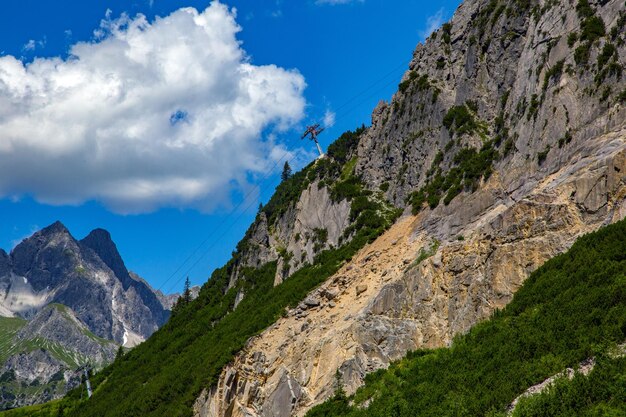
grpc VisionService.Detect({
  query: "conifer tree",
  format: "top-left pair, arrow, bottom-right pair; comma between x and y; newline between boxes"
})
281,161 -> 292,181
182,277 -> 192,304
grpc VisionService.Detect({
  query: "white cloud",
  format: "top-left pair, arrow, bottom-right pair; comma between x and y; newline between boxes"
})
22,40 -> 36,51
315,0 -> 363,5
0,2 -> 307,214
21,37 -> 46,53
420,8 -> 446,40
323,109 -> 336,128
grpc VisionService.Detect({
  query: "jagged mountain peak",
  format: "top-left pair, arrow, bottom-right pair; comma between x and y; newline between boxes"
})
40,220 -> 69,235
80,227 -> 131,285
0,223 -> 171,409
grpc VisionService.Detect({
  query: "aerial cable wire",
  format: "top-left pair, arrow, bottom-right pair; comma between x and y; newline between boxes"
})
160,58 -> 411,293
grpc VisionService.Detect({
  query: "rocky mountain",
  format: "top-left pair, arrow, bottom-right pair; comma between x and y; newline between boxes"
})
129,271 -> 200,310
2,0 -> 624,416
0,222 -> 172,409
0,304 -> 117,409
192,0 -> 626,415
1,221 -> 168,346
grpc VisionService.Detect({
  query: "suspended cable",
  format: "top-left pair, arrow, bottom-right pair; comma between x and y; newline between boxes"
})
160,59 -> 411,293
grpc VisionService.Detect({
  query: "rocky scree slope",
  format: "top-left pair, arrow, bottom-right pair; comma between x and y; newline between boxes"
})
192,0 -> 626,415
304,216 -> 626,416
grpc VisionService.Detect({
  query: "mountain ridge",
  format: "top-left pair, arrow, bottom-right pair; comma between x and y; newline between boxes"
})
0,221 -> 176,409
1,0 -> 625,415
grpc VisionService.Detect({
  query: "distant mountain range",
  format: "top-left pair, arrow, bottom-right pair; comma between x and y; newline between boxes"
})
0,221 -> 188,409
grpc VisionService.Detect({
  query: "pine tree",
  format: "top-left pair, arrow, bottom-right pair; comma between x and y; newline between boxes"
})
115,346 -> 125,361
281,161 -> 292,181
182,276 -> 192,304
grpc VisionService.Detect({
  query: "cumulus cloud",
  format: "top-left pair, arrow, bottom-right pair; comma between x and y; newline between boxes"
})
420,8 -> 446,40
0,2 -> 306,213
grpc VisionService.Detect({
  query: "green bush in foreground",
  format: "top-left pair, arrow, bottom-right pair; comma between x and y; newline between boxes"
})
306,218 -> 626,417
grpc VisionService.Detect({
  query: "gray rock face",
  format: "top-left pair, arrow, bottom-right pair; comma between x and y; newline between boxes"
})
0,304 -> 116,410
193,0 -> 626,415
80,229 -> 169,336
1,221 -> 166,345
355,0 -> 626,209
16,304 -> 117,366
0,221 -> 173,409
231,180 -> 351,289
3,350 -> 65,386
0,349 -> 82,410
263,373 -> 301,417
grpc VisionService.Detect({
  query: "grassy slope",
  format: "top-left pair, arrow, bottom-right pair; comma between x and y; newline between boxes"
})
1,304 -> 114,370
0,317 -> 27,364
0,305 -> 118,412
306,218 -> 626,417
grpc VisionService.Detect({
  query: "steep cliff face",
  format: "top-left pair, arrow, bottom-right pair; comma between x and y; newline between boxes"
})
194,0 -> 626,415
231,180 -> 352,289
357,0 -> 625,206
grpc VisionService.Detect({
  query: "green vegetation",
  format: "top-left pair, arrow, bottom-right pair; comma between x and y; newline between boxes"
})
574,42 -> 591,66
443,104 -> 478,136
398,72 -> 431,95
511,355 -> 626,416
409,140 -> 498,213
407,240 -> 440,270
557,131 -> 572,148
0,317 -> 27,364
526,93 -> 540,121
595,60 -> 623,85
326,125 -> 365,165
260,125 -> 364,228
573,1 -> 606,68
281,161 -> 292,182
575,0 -> 594,19
0,307 -> 112,369
579,15 -> 605,42
307,218 -> 626,417
537,146 -> 550,165
567,32 -> 578,47
441,23 -> 452,44
542,59 -> 564,91
597,43 -> 616,70
340,157 -> 358,182
0,307 -> 116,413
600,86 -> 612,103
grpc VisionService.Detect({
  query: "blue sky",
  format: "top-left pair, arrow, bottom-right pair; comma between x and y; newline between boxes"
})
0,0 -> 460,294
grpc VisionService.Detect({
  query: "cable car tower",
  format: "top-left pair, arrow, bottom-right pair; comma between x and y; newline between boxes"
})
302,124 -> 325,158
